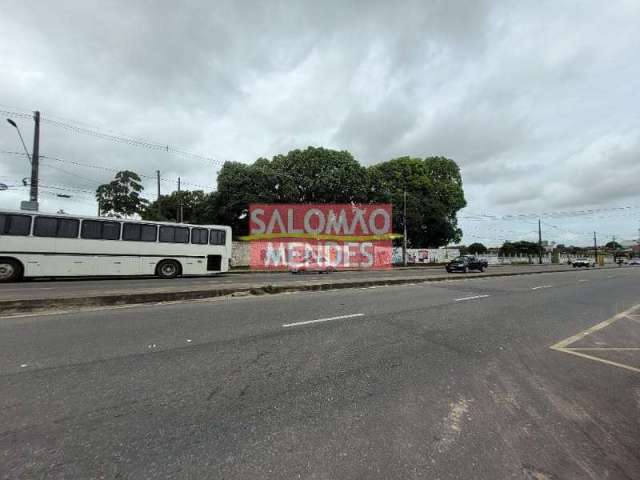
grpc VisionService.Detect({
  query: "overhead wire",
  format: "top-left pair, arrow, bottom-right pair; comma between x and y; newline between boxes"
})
40,154 -> 213,191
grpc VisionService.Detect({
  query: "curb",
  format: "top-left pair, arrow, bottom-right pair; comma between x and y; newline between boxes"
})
0,267 -> 609,316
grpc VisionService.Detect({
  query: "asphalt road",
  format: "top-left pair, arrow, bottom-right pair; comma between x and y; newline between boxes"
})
2,267 -> 640,479
0,263 -> 594,302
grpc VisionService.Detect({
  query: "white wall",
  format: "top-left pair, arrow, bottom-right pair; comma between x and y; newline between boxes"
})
232,241 -> 616,267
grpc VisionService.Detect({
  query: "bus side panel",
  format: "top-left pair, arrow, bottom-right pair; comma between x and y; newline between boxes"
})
57,238 -> 142,276
180,257 -> 207,275
19,253 -> 94,277
93,255 -> 142,276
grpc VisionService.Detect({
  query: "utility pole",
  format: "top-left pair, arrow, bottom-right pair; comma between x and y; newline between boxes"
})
402,189 -> 408,267
538,219 -> 543,264
156,170 -> 161,218
177,177 -> 183,223
593,231 -> 598,265
30,111 -> 40,206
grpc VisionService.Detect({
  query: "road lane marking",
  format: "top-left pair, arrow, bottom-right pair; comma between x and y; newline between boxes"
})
454,294 -> 490,302
550,303 -> 640,374
568,347 -> 640,351
531,285 -> 552,290
578,279 -> 589,282
283,313 -> 364,328
550,348 -> 640,374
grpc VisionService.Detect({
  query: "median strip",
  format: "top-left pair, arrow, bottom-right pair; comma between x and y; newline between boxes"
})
0,266 -> 619,316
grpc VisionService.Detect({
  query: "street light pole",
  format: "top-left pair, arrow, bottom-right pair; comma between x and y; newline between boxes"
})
6,119 -> 31,164
538,219 -> 543,264
177,177 -> 183,223
6,112 -> 40,210
402,189 -> 408,267
30,111 -> 40,204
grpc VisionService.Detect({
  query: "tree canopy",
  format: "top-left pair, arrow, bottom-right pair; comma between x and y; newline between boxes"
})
499,241 -> 541,256
96,170 -> 148,217
468,242 -> 487,254
368,156 -> 466,247
98,147 -> 468,247
216,147 -> 371,236
142,190 -> 217,224
605,241 -> 622,250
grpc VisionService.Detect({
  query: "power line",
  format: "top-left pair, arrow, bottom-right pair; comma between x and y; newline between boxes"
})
0,149 -> 28,156
41,163 -> 103,187
40,116 -> 224,166
40,154 -> 213,191
461,205 -> 640,221
0,109 -> 32,121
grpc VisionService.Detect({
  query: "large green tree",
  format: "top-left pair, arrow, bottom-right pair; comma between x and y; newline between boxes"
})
142,190 -> 217,224
468,242 -> 487,254
172,147 -> 466,244
216,147 -> 370,236
96,170 -> 148,217
499,241 -> 540,256
368,156 -> 466,247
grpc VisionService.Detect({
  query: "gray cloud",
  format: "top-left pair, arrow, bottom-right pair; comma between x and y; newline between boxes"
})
1,0 -> 639,244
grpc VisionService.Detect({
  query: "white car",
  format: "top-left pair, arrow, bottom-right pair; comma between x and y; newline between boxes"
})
289,255 -> 335,274
572,257 -> 595,268
628,258 -> 640,266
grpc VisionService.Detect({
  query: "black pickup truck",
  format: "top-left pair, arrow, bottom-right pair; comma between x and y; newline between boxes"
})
445,255 -> 488,273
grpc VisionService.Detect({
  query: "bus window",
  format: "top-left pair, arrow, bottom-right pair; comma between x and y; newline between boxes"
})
102,222 -> 121,240
58,219 -> 80,238
123,223 -> 157,242
82,220 -> 121,240
159,226 -> 189,243
210,229 -> 226,245
34,216 -> 79,238
191,228 -> 208,244
0,214 -> 32,236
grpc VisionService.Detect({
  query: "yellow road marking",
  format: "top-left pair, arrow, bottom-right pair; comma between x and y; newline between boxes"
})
550,303 -> 640,374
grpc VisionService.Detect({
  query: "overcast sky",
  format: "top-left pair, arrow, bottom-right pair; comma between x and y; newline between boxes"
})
1,0 -> 639,246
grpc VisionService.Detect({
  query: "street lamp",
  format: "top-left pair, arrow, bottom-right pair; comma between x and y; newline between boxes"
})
6,114 -> 40,211
6,118 -> 31,164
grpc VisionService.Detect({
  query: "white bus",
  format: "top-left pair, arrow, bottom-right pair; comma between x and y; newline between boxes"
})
0,210 -> 232,282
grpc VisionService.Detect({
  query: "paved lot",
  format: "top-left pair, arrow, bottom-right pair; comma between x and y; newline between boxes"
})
2,267 -> 640,479
0,264 -> 597,302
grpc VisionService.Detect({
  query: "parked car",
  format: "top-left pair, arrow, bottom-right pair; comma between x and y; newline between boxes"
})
628,258 -> 640,266
445,255 -> 488,273
289,255 -> 335,274
572,257 -> 595,268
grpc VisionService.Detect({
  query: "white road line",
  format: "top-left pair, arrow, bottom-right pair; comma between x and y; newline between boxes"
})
531,285 -> 552,290
454,294 -> 490,302
578,279 -> 589,282
283,313 -> 364,328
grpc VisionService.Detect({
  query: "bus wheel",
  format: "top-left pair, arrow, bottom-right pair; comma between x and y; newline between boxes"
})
0,258 -> 22,283
156,260 -> 181,279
